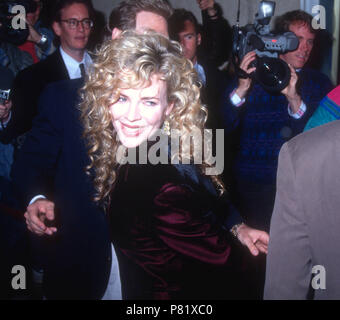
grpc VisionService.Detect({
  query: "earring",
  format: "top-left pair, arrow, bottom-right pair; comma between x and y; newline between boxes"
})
162,120 -> 171,136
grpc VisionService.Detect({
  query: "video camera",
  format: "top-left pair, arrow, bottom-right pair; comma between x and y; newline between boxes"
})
0,0 -> 39,45
0,88 -> 10,104
232,1 -> 299,92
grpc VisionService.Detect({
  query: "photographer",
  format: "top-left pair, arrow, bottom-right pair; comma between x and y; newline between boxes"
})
0,1 -> 54,73
220,10 -> 333,299
0,65 -> 15,196
17,0 -> 55,63
2,0 -> 94,142
0,14 -> 33,76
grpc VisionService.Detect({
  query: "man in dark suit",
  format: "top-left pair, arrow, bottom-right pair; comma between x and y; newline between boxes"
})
1,0 -> 94,142
264,120 -> 340,299
12,0 -> 174,300
168,5 -> 229,129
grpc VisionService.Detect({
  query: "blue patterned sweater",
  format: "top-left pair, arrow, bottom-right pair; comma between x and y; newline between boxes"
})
221,67 -> 333,185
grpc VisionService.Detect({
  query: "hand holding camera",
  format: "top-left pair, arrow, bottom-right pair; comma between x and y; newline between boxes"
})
0,0 -> 40,45
281,64 -> 302,113
236,51 -> 257,99
232,1 -> 299,92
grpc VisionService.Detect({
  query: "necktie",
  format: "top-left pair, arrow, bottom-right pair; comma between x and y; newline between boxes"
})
79,63 -> 86,79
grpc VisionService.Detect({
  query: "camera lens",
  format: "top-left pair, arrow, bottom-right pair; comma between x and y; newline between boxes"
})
255,57 -> 291,92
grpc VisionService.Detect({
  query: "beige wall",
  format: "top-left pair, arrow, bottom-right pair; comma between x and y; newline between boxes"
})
93,0 -> 301,26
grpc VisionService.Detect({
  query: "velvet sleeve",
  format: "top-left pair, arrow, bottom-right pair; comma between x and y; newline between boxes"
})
153,183 -> 231,266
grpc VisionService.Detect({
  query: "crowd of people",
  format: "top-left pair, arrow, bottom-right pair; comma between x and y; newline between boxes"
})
0,0 -> 339,300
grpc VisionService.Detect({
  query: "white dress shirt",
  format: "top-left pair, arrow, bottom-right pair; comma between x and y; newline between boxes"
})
59,46 -> 92,79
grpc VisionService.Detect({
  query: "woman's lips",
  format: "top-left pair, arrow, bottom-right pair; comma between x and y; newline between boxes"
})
120,122 -> 143,137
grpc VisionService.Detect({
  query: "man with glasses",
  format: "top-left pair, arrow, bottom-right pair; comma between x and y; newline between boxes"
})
1,0 -> 94,142
52,0 -> 93,77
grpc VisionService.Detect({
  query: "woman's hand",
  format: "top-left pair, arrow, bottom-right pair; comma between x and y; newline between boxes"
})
236,223 -> 269,256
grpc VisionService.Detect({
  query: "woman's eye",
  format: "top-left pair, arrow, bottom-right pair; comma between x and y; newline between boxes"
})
118,96 -> 127,103
144,100 -> 157,106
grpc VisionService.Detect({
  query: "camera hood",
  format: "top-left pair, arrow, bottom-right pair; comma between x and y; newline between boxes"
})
254,57 -> 291,92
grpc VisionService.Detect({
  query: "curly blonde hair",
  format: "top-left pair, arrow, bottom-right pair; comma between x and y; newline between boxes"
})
80,31 -> 224,206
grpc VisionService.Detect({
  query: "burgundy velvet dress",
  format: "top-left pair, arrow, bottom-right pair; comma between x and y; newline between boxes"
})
109,162 -> 240,300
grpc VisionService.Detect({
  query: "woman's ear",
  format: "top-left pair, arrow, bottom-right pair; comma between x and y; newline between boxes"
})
112,28 -> 122,40
165,102 -> 174,117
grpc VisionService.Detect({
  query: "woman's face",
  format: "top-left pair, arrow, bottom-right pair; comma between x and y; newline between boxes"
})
110,74 -> 173,148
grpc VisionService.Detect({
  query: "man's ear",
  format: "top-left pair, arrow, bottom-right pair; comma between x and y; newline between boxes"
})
112,28 -> 122,40
52,21 -> 61,37
197,33 -> 202,47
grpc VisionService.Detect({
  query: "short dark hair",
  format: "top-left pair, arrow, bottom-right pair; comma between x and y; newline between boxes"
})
108,0 -> 173,32
168,9 -> 200,42
274,10 -> 316,34
52,0 -> 94,23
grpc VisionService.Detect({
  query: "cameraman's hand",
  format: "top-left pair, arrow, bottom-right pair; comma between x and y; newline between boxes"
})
24,199 -> 57,236
236,51 -> 257,99
0,100 -> 11,122
281,63 -> 302,114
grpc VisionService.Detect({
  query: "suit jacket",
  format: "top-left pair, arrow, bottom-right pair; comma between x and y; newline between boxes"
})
264,120 -> 340,299
199,59 -> 228,130
110,162 -> 235,299
0,49 -> 69,143
11,79 -> 112,299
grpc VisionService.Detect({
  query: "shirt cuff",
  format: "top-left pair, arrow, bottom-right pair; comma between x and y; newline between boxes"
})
288,101 -> 306,119
29,195 -> 46,206
230,89 -> 246,107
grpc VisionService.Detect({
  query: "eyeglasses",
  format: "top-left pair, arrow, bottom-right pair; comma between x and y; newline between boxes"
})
60,18 -> 93,29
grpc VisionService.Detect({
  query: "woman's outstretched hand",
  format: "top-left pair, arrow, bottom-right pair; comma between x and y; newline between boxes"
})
236,224 -> 269,256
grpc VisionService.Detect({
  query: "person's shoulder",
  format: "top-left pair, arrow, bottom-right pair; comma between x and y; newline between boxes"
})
44,78 -> 83,94
326,85 -> 340,105
38,78 -> 84,116
301,67 -> 331,83
286,120 -> 340,160
15,51 -> 59,78
129,163 -> 181,186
